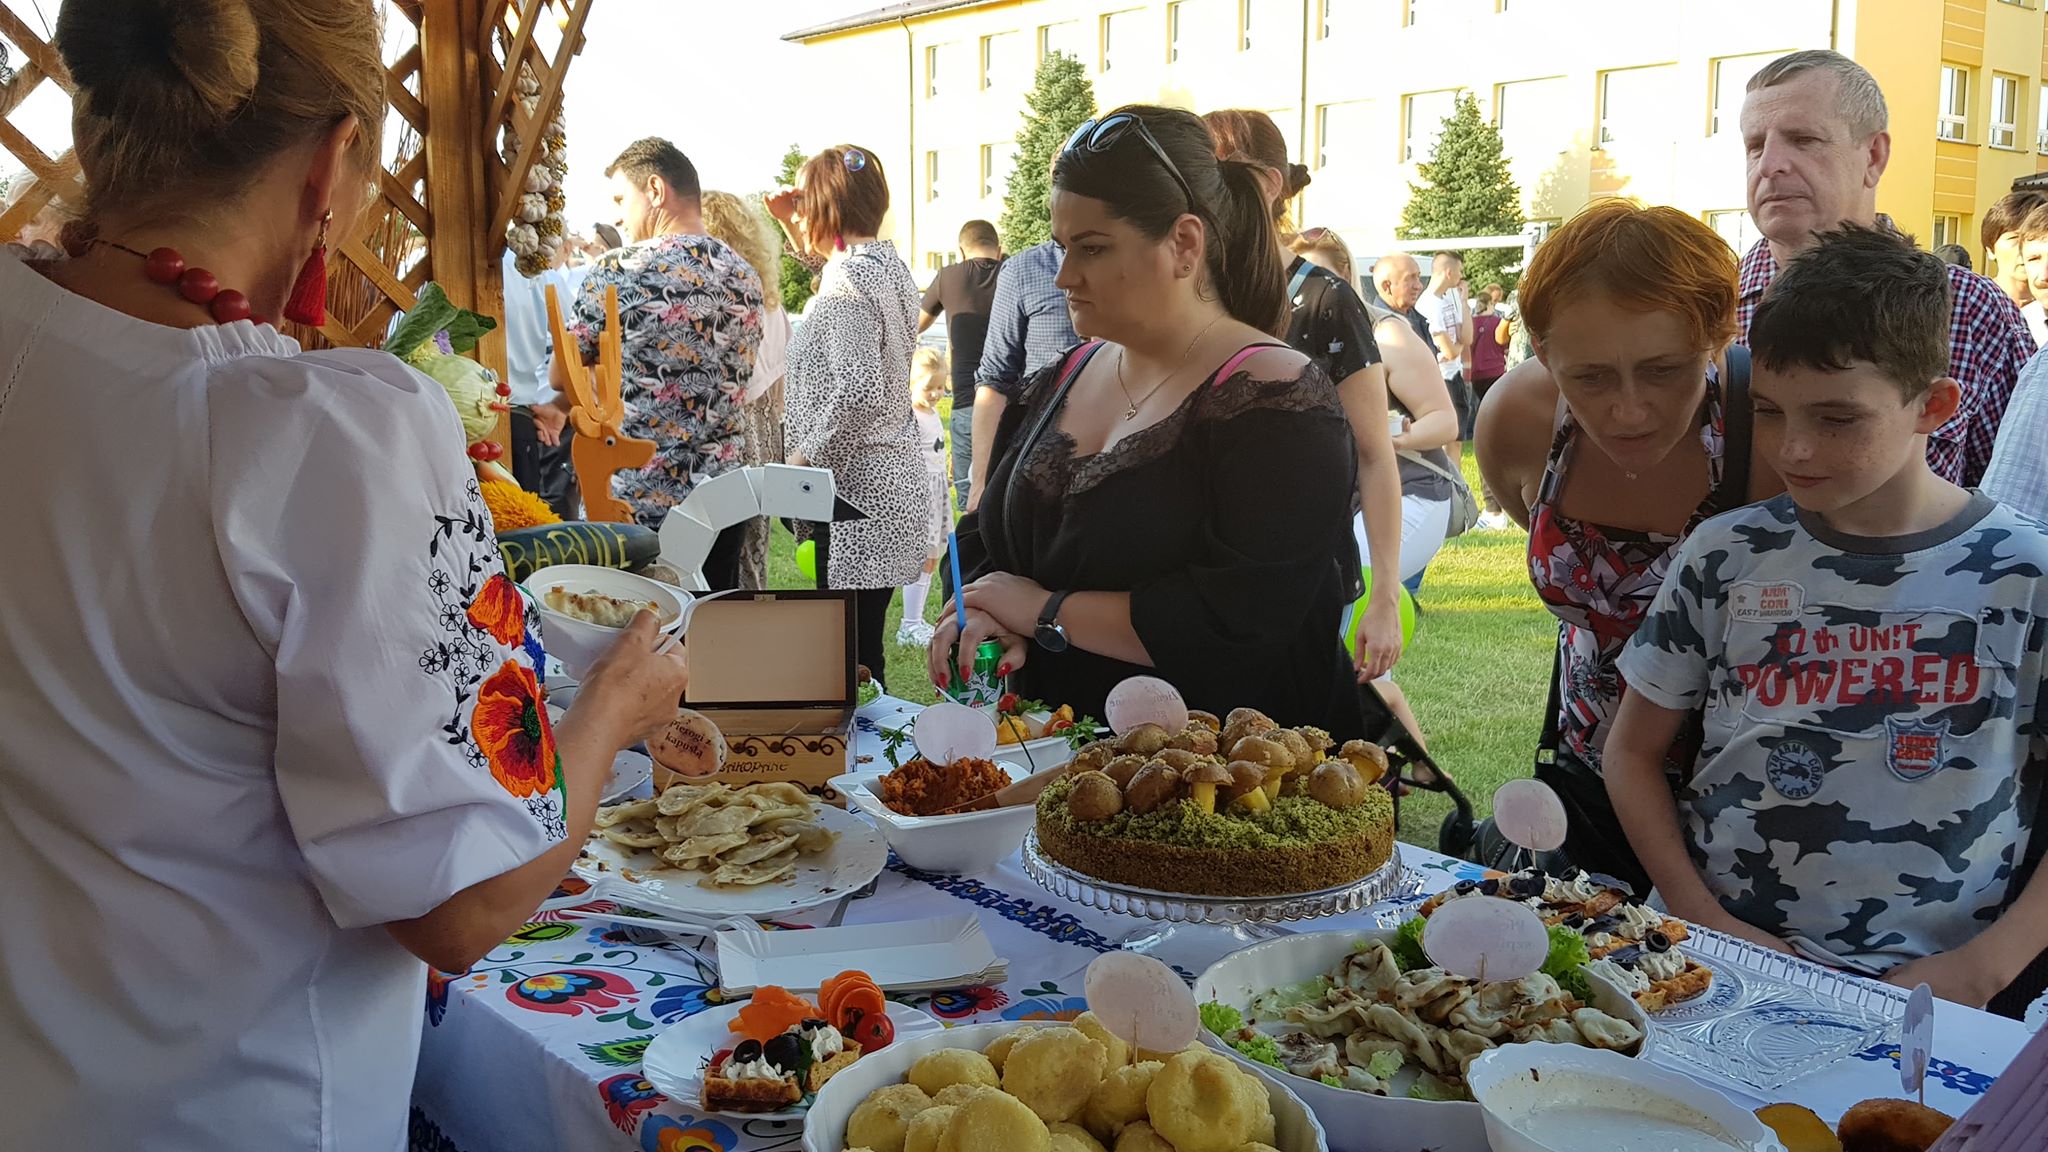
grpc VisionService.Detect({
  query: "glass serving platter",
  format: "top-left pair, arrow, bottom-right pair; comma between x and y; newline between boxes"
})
1021,832 -> 1413,926
1372,896 -> 1904,1093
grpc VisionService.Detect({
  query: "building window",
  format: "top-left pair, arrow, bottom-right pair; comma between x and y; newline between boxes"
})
1039,21 -> 1082,62
1404,89 -> 1459,162
1169,2 -> 1187,62
1495,77 -> 1569,160
1709,53 -> 1776,137
926,252 -> 947,273
1939,65 -> 1970,142
980,31 -> 1020,90
1319,0 -> 1337,39
1599,65 -> 1676,148
1992,73 -> 2020,148
926,45 -> 941,99
2039,84 -> 2048,151
926,151 -> 940,201
1932,214 -> 1964,248
1101,11 -> 1136,72
1316,100 -> 1373,170
1239,0 -> 1253,49
1405,0 -> 1435,24
981,144 -> 1013,199
1706,210 -> 1759,255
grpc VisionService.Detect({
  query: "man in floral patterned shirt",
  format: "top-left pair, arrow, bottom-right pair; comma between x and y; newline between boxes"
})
551,138 -> 763,584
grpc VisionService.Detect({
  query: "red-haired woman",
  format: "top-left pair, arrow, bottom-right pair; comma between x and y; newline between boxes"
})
1476,200 -> 1781,892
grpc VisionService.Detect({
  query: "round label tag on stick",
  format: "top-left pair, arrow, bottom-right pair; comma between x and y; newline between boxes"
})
1105,676 -> 1190,737
1422,896 -> 1551,984
1084,952 -> 1199,1055
1491,778 -> 1569,853
913,701 -> 997,765
649,709 -> 729,778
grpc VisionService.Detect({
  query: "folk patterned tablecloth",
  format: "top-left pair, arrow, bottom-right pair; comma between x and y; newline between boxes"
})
409,699 -> 2031,1152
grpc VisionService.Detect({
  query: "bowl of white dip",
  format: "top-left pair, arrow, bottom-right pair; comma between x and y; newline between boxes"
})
1467,1044 -> 1785,1152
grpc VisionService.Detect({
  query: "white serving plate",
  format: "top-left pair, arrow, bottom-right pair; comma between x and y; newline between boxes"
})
642,1000 -> 943,1121
1193,928 -> 1654,1152
523,563 -> 687,679
800,1020 -> 1331,1152
1468,1044 -> 1784,1152
715,913 -> 1002,995
827,772 -> 1035,874
573,804 -> 888,919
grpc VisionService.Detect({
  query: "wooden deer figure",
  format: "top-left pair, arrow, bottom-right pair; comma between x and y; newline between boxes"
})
544,282 -> 656,524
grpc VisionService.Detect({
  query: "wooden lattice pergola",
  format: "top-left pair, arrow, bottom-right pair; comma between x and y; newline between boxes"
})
0,0 -> 592,394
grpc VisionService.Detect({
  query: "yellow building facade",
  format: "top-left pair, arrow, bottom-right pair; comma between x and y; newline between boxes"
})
788,0 -> 2048,278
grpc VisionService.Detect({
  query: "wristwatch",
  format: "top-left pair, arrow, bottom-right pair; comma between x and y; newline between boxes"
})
1035,591 -> 1072,653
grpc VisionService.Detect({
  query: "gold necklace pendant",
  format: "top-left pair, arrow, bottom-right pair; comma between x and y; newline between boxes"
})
1123,403 -> 1139,420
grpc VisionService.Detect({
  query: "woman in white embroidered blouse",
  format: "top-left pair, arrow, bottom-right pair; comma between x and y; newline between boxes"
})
768,146 -> 930,685
0,4 -> 685,1150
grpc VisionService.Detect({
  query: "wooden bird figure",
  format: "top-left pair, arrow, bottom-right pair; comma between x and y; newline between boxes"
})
545,282 -> 656,524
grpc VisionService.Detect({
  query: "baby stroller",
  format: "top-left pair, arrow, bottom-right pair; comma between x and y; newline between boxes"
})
1354,680 -> 1478,859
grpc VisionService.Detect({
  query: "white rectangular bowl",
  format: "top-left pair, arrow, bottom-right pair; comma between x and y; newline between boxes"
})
1193,927 -> 1654,1152
827,773 -> 1035,874
800,1020 -> 1330,1152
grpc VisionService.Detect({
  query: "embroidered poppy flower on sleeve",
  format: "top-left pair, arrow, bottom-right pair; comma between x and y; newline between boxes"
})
473,659 -> 559,798
466,573 -> 528,647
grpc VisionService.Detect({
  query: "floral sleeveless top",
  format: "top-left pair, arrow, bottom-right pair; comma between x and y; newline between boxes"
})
1527,369 -> 1729,772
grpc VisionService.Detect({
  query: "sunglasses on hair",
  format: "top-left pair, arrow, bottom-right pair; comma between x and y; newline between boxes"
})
1061,113 -> 1194,210
1297,226 -> 1331,244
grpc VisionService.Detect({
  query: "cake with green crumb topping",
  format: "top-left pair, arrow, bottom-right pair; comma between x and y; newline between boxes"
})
1034,772 -> 1395,897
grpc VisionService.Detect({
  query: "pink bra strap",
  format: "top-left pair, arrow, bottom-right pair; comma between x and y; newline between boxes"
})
1211,342 -> 1279,389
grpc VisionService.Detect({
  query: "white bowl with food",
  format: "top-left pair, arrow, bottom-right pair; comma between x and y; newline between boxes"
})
1193,927 -> 1653,1152
801,1018 -> 1331,1152
828,772 -> 1036,874
522,563 -> 687,679
1467,1044 -> 1785,1152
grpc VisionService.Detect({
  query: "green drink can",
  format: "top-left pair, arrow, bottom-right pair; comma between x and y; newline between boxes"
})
946,638 -> 1007,707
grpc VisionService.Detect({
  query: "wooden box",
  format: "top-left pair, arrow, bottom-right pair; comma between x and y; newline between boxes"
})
656,590 -> 858,805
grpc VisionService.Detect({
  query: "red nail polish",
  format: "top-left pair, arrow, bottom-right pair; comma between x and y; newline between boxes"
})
997,663 -> 1011,677
938,672 -> 950,688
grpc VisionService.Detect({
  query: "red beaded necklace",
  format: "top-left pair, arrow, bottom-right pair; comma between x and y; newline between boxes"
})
95,239 -> 257,325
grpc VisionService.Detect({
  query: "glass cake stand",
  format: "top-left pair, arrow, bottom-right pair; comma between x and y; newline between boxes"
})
1021,831 -> 1414,968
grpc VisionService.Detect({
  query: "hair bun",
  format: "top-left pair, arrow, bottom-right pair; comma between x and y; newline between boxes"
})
1288,163 -> 1312,196
61,0 -> 260,125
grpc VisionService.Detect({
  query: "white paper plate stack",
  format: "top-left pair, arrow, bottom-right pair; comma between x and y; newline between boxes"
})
714,913 -> 1007,996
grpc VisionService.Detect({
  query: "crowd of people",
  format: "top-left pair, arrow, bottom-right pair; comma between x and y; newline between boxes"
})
3,0 -> 2048,1143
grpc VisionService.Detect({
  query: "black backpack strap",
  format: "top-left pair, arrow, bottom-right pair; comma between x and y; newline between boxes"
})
1000,341 -> 1104,564
1714,345 -> 1753,512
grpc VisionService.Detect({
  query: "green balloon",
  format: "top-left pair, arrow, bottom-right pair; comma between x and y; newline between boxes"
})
1339,567 -> 1418,662
795,538 -> 817,582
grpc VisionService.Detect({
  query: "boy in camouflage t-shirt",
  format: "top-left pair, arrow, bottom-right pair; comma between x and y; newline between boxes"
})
1609,227 -> 2048,1006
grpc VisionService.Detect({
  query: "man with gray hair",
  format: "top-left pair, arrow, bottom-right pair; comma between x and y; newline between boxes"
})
1735,48 -> 2033,486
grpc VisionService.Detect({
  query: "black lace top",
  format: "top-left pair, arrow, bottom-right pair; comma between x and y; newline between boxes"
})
957,343 -> 1365,737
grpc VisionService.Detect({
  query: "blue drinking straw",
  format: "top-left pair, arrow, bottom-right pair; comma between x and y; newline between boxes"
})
948,530 -> 969,642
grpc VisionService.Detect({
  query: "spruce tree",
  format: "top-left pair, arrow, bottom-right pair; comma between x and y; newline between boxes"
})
1000,52 -> 1096,252
1398,93 -> 1525,292
771,144 -> 816,314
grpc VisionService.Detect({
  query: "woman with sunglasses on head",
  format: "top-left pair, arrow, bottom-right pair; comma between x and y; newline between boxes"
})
0,2 -> 688,1147
931,106 -> 1363,736
768,146 -> 928,686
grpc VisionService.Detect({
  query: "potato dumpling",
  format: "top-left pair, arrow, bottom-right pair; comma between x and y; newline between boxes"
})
1113,1121 -> 1176,1152
1003,1025 -> 1110,1124
1070,1011 -> 1130,1070
1837,1099 -> 1954,1152
1135,1041 -> 1204,1065
934,1083 -> 1000,1108
904,1105 -> 959,1152
1083,1060 -> 1163,1143
1146,1049 -> 1271,1152
1050,1122 -> 1110,1152
1235,1145 -> 1282,1152
909,1048 -> 1001,1097
937,1087 -> 1052,1152
848,1083 -> 934,1152
984,1026 -> 1042,1072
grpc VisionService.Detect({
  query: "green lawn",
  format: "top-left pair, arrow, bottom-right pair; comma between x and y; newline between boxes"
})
763,445 -> 1555,849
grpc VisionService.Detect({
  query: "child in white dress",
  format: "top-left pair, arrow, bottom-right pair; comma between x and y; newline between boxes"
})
900,347 -> 951,646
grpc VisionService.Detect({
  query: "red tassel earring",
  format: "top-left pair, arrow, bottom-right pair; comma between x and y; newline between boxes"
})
283,210 -> 331,326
